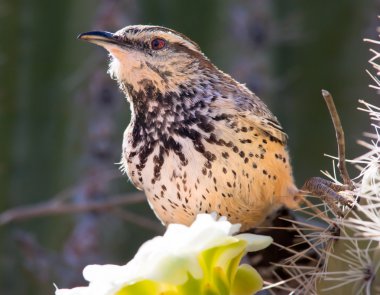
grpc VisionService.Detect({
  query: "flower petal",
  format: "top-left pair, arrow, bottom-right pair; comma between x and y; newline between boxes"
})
234,233 -> 273,252
231,264 -> 263,295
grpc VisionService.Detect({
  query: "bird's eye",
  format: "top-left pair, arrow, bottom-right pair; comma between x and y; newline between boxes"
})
151,38 -> 166,50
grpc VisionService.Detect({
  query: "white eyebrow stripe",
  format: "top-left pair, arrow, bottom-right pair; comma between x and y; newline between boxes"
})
155,32 -> 200,52
121,26 -> 200,53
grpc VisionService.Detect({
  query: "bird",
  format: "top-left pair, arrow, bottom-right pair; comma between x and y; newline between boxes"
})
78,25 -> 351,231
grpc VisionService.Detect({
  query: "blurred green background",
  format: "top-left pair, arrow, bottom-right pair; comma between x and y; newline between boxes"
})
0,0 -> 378,294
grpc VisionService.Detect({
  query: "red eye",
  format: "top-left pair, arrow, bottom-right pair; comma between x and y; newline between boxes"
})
151,38 -> 166,50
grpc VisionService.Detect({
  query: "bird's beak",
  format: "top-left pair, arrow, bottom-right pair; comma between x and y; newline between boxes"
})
78,30 -> 131,60
77,31 -> 123,47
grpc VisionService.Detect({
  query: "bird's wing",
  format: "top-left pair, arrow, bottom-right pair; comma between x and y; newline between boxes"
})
239,111 -> 288,145
209,95 -> 288,145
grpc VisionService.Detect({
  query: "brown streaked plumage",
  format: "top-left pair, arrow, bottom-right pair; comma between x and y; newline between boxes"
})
78,25 -> 300,231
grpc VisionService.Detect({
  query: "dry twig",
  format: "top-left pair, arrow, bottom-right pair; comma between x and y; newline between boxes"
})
321,89 -> 355,189
0,192 -> 146,225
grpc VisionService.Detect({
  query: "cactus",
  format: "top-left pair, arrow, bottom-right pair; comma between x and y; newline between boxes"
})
269,32 -> 380,295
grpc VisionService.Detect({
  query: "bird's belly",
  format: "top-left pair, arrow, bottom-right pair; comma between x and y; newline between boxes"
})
124,127 -> 298,231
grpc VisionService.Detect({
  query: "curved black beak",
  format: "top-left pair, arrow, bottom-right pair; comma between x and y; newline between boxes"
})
77,31 -> 122,46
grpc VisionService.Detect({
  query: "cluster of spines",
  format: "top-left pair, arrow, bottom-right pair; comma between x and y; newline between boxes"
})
265,31 -> 380,295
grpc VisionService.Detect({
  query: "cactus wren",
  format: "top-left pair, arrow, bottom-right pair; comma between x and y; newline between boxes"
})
78,25 -> 349,231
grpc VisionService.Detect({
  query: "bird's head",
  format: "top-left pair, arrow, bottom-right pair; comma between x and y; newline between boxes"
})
79,25 -> 216,98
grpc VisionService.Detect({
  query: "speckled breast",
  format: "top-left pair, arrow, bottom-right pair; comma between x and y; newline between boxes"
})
121,115 -> 297,231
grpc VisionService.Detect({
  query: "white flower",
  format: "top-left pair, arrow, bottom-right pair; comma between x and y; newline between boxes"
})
55,213 -> 272,295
